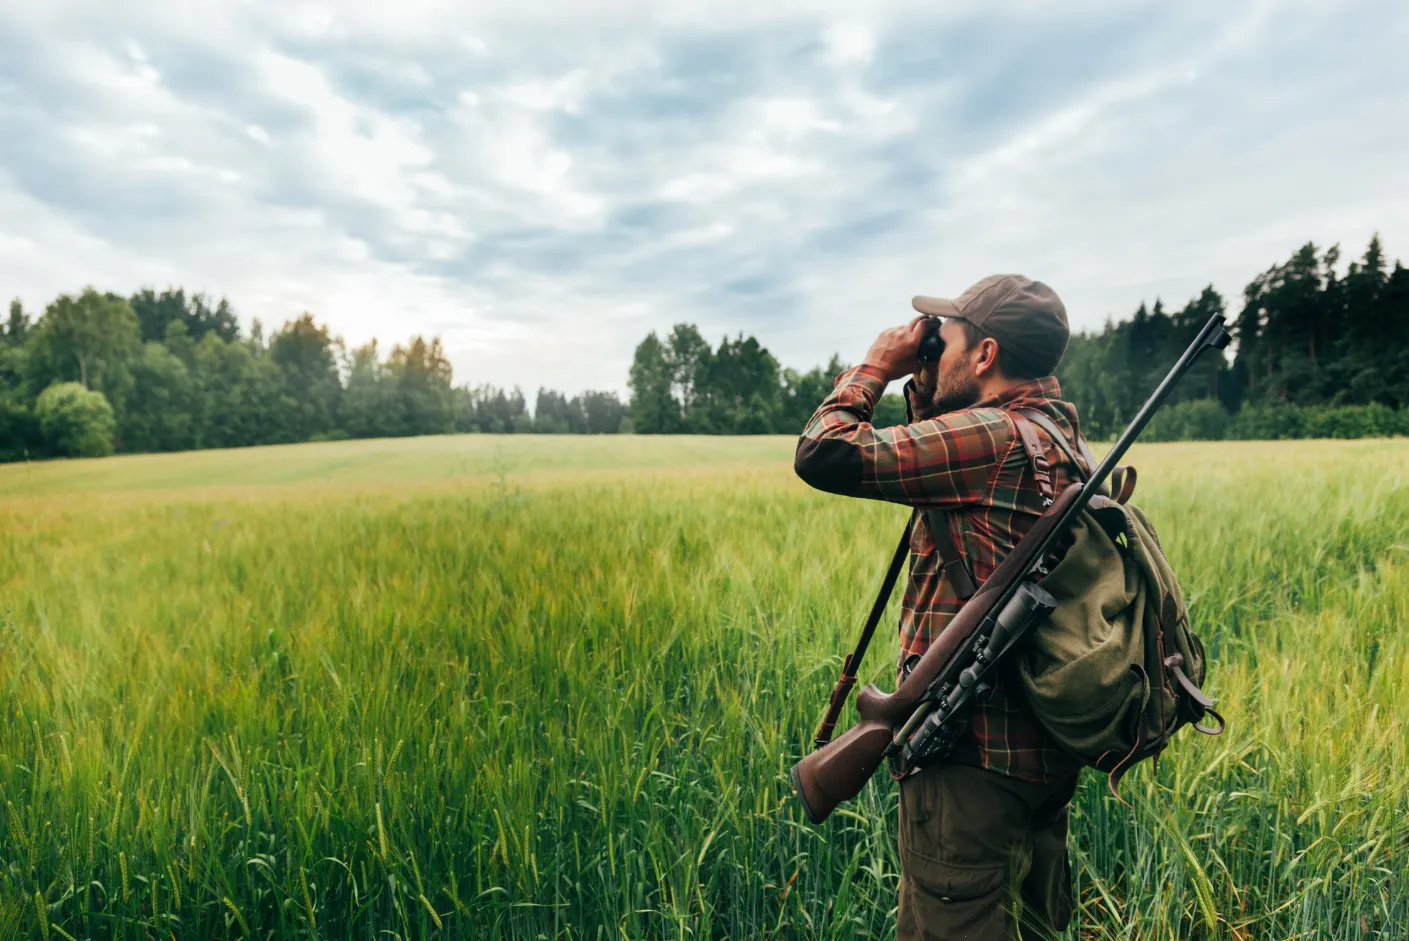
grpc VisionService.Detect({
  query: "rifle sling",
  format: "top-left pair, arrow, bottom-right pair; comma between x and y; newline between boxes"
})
1017,409 -> 1089,481
925,509 -> 979,601
1010,413 -> 1057,505
812,510 -> 917,747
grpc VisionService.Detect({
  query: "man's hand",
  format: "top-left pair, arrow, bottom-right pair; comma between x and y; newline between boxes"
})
861,316 -> 929,383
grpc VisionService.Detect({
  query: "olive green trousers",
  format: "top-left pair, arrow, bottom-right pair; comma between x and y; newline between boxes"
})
897,761 -> 1081,941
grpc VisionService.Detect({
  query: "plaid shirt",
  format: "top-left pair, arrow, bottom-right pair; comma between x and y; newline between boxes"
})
794,363 -> 1085,783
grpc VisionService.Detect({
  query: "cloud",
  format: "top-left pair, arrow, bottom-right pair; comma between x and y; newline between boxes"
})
1,0 -> 1407,398
823,22 -> 877,66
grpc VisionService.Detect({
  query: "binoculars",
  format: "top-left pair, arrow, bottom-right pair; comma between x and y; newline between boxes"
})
917,317 -> 943,366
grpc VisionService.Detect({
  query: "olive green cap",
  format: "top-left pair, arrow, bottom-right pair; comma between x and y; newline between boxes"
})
912,274 -> 1069,376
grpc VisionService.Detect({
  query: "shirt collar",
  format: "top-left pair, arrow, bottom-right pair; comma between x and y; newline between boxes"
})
974,375 -> 1063,410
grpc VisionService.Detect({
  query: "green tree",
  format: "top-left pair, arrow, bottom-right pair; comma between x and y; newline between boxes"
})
630,325 -> 788,434
24,290 -> 140,420
0,395 -> 39,460
666,324 -> 714,431
579,390 -> 625,434
1168,287 -> 1227,406
531,389 -> 624,434
388,336 -> 454,436
270,313 -> 343,441
0,337 -> 24,393
190,332 -> 288,448
532,388 -> 578,434
1372,261 -> 1409,406
1,325 -> 37,458
341,340 -> 405,439
129,288 -> 240,343
695,334 -> 781,434
35,381 -> 116,457
1334,235 -> 1398,405
5,299 -> 29,346
457,384 -> 528,433
122,342 -> 195,452
1055,327 -> 1118,437
779,355 -> 846,435
1232,240 -> 1369,407
628,332 -> 678,434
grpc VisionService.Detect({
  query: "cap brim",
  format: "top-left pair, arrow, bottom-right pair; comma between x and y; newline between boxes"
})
912,295 -> 961,318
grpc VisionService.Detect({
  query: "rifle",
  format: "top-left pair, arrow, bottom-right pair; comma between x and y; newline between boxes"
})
790,312 -> 1231,824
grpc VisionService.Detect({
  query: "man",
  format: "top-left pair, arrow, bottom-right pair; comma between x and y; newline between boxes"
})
793,274 -> 1087,940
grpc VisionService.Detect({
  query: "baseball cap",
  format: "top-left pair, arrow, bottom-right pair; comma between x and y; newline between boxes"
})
912,274 -> 1069,376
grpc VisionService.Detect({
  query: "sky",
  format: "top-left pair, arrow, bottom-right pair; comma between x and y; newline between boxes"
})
2,0 -> 1407,398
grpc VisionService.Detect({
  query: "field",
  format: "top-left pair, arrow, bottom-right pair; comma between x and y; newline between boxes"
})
0,434 -> 1406,939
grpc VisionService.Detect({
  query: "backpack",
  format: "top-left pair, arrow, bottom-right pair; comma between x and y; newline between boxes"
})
1008,411 -> 1224,796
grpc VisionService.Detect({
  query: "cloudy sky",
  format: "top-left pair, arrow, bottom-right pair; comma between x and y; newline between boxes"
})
2,0 -> 1406,397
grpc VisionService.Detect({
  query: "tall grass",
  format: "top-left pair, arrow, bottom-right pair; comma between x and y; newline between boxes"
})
0,437 -> 1405,938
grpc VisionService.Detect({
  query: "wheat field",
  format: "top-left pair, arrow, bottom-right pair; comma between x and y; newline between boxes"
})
0,435 -> 1405,939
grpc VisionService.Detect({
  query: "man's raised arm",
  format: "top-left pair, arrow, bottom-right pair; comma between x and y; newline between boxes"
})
793,363 -> 1012,509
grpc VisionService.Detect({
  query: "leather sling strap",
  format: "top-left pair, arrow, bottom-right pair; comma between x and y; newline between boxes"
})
1017,408 -> 1091,482
1009,412 -> 1057,505
813,510 -> 918,747
925,509 -> 979,600
1017,408 -> 1132,502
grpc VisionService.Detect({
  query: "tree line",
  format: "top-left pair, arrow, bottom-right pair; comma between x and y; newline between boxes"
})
0,289 -> 627,460
626,325 -> 907,436
1057,234 -> 1409,439
3,233 -> 1404,461
626,233 -> 1408,441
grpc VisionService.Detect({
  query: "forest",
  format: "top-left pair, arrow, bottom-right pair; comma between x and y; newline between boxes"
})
1059,235 -> 1409,440
0,289 -> 627,460
1,234 -> 1405,460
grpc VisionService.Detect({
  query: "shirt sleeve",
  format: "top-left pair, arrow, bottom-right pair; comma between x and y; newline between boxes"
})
793,364 -> 1018,509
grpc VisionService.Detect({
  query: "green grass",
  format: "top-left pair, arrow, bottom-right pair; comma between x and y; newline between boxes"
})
0,434 -> 794,496
0,436 -> 1406,939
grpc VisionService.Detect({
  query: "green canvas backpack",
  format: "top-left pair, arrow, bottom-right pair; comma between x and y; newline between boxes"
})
1011,411 -> 1224,796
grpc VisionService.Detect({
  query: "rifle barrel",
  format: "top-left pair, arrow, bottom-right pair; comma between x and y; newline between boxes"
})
1086,314 -> 1231,492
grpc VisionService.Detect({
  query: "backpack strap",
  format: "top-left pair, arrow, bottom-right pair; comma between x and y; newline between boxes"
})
924,509 -> 978,600
1008,412 -> 1056,506
1017,408 -> 1127,500
1110,466 -> 1137,505
1017,408 -> 1090,482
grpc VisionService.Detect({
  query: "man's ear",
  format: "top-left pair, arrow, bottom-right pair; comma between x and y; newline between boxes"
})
973,337 -> 1001,378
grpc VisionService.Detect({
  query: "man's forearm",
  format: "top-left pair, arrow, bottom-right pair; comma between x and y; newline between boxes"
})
794,364 -> 889,495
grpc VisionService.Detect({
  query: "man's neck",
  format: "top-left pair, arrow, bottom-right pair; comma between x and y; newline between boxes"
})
977,376 -> 1023,403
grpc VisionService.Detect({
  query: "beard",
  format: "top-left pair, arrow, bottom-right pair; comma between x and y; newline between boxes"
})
926,362 -> 982,415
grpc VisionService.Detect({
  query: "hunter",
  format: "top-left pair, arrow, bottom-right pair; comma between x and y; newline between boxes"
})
794,274 -> 1084,940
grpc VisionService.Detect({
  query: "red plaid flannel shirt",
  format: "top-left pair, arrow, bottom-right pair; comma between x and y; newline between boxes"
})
794,363 -> 1085,783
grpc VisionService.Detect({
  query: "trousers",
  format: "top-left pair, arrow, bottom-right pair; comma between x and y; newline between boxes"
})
896,761 -> 1081,941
